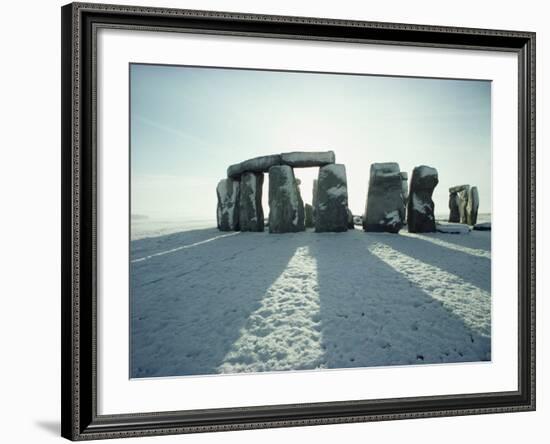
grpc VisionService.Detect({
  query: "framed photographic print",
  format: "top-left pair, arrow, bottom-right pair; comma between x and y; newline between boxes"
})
61,2 -> 536,440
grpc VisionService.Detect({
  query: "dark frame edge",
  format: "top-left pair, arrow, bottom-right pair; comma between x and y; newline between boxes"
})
61,3 -> 76,440
61,2 -> 536,441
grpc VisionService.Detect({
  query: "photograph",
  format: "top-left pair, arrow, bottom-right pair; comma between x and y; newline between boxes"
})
129,63 -> 492,379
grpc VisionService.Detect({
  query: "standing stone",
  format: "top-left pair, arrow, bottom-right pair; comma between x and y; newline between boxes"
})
305,203 -> 314,228
401,171 -> 409,221
458,186 -> 470,224
216,178 -> 240,231
268,165 -> 305,233
239,172 -> 264,232
363,162 -> 405,233
466,186 -> 479,225
315,164 -> 349,232
407,165 -> 439,233
448,185 -> 469,223
312,179 -> 319,224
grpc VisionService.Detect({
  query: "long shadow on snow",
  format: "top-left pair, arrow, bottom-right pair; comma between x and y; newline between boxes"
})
375,233 -> 491,293
306,232 -> 490,370
130,231 -> 301,378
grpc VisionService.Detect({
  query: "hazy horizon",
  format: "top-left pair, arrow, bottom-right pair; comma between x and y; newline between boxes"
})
131,64 -> 492,223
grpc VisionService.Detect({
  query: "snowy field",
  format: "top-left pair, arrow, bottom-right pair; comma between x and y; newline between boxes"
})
130,224 -> 491,378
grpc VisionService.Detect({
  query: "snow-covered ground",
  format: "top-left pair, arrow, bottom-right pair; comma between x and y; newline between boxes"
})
130,227 -> 491,378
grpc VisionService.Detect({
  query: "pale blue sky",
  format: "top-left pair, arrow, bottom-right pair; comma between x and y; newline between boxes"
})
130,63 -> 491,220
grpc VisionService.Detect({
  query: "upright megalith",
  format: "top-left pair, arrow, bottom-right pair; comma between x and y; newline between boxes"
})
315,164 -> 349,232
216,178 -> 240,231
400,171 -> 409,220
239,172 -> 264,232
363,162 -> 406,233
312,179 -> 319,224
448,185 -> 469,223
407,165 -> 439,233
458,186 -> 470,224
466,186 -> 479,225
305,203 -> 314,228
268,165 -> 305,233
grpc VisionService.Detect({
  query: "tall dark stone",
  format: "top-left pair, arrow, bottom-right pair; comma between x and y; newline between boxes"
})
407,165 -> 439,233
305,203 -> 314,228
312,179 -> 318,224
363,162 -> 405,233
216,178 -> 240,231
315,164 -> 349,232
466,186 -> 479,225
268,165 -> 305,233
239,172 -> 264,232
448,185 -> 469,223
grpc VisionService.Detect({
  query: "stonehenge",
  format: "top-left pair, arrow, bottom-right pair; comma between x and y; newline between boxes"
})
217,151 -> 482,236
363,163 -> 406,233
407,165 -> 439,233
315,164 -> 349,232
239,172 -> 264,232
227,151 -> 335,179
219,151 -> 336,233
448,184 -> 480,226
466,186 -> 479,225
268,165 -> 305,233
304,203 -> 314,228
216,178 -> 240,231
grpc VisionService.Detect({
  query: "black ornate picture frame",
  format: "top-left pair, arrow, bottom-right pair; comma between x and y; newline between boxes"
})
61,2 -> 535,440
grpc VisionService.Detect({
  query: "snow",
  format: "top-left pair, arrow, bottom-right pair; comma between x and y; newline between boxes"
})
412,194 -> 431,214
381,210 -> 401,225
131,227 -> 491,378
327,185 -> 347,198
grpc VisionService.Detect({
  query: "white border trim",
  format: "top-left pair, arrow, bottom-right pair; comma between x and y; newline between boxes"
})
97,28 -> 518,415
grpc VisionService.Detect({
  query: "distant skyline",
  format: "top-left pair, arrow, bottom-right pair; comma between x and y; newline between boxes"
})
130,63 -> 491,221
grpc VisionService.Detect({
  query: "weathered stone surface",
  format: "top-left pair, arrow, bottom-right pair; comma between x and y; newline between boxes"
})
304,203 -> 314,228
458,186 -> 470,224
400,171 -> 409,220
466,186 -> 479,225
448,185 -> 469,223
227,154 -> 282,178
238,172 -> 264,232
407,165 -> 439,233
216,178 -> 240,231
315,164 -> 349,232
363,162 -> 405,233
281,151 -> 335,168
268,166 -> 305,233
347,208 -> 355,229
312,179 -> 318,224
227,151 -> 335,178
